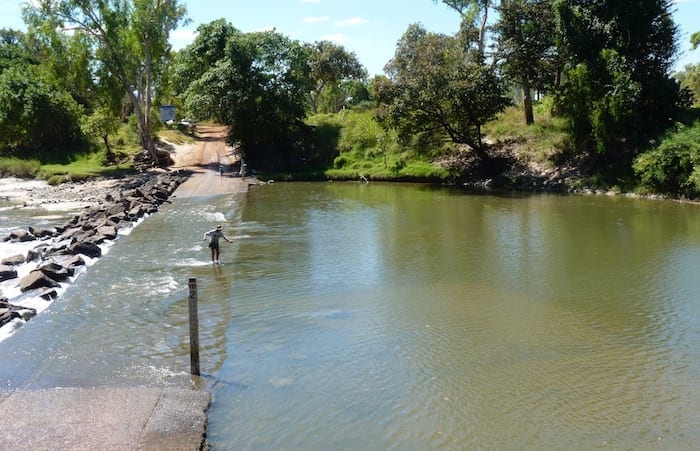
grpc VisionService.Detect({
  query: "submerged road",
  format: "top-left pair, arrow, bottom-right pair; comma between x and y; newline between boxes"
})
0,124 -> 250,450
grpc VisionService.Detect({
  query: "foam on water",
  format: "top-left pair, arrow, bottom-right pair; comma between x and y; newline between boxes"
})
175,257 -> 211,267
203,211 -> 226,223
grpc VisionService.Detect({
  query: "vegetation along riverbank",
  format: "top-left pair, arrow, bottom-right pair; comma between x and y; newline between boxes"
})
0,1 -> 699,197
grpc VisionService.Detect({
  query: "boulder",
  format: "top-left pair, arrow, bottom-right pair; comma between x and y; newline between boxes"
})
64,255 -> 85,268
0,308 -> 19,328
1,254 -> 25,266
39,289 -> 58,300
0,298 -> 37,326
105,203 -> 126,218
39,262 -> 73,282
128,204 -> 146,218
9,228 -> 34,242
70,241 -> 101,258
28,226 -> 56,238
96,225 -> 118,240
0,265 -> 18,282
20,271 -> 61,292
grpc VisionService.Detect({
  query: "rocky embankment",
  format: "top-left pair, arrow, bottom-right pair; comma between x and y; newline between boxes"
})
0,170 -> 192,329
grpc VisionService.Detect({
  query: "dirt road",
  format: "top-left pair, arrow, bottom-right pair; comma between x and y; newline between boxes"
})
170,124 -> 256,197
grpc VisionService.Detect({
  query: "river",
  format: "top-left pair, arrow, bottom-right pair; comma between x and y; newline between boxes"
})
1,182 -> 699,449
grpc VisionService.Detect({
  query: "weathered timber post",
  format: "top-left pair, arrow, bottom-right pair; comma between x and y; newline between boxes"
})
188,277 -> 200,376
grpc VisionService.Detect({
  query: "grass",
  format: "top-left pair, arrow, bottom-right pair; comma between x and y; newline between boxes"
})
0,157 -> 41,178
39,150 -> 134,185
157,128 -> 197,145
482,101 -> 572,165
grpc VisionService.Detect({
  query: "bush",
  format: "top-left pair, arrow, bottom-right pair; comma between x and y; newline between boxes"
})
633,121 -> 700,196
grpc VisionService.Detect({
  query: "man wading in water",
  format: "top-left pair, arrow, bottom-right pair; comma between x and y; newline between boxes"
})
203,224 -> 232,264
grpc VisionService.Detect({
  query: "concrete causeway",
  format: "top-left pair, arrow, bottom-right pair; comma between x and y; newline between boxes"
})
0,387 -> 209,450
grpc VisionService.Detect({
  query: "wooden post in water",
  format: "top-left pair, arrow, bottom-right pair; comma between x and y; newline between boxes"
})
188,277 -> 200,376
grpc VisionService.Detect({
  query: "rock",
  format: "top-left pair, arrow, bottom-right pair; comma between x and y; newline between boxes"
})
70,241 -> 102,258
9,228 -> 34,242
0,265 -> 18,282
1,254 -> 25,266
39,262 -> 73,282
20,271 -> 61,292
96,225 -> 118,240
64,255 -> 85,268
0,298 -> 37,326
128,204 -> 146,218
0,308 -> 19,328
28,226 -> 56,238
105,203 -> 126,218
39,289 -> 58,300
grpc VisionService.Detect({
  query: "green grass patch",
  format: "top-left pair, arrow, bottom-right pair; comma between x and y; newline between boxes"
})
157,128 -> 197,145
0,157 -> 41,178
483,100 -> 572,164
39,151 -> 134,184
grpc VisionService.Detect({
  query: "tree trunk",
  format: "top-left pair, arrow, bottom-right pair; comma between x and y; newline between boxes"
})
102,135 -> 115,164
522,79 -> 534,125
144,41 -> 155,160
129,90 -> 158,165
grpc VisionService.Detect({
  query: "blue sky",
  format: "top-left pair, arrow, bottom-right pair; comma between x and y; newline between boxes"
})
2,0 -> 699,76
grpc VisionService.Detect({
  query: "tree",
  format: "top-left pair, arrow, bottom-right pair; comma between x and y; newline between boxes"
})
675,64 -> 700,105
0,29 -> 38,70
81,106 -> 120,162
306,41 -> 367,113
382,23 -> 510,160
495,0 -> 557,125
0,64 -> 83,154
0,28 -> 84,155
24,0 -> 188,165
554,0 -> 684,159
692,31 -> 700,50
171,18 -> 237,96
181,26 -> 313,171
434,0 -> 494,60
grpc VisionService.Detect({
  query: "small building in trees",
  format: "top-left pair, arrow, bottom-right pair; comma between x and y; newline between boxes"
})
159,105 -> 176,123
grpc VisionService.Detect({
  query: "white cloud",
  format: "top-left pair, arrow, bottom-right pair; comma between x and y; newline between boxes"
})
333,17 -> 368,27
320,33 -> 349,43
303,16 -> 329,23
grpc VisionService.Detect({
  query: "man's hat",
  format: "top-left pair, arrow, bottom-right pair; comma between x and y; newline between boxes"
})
216,225 -> 222,230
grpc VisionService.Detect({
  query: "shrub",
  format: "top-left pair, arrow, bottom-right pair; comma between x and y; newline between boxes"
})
633,121 -> 700,196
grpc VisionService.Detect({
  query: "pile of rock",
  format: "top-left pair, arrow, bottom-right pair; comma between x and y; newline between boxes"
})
0,170 -> 192,329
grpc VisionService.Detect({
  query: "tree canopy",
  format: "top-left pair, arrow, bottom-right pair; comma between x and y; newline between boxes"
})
306,40 -> 367,114
554,0 -> 684,159
180,24 -> 313,171
381,23 -> 510,159
0,28 -> 83,155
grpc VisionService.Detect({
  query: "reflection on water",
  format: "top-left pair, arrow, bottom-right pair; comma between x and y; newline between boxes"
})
1,183 -> 699,448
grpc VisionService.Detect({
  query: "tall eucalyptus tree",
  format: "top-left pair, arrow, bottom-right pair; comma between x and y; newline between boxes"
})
24,0 -> 188,165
